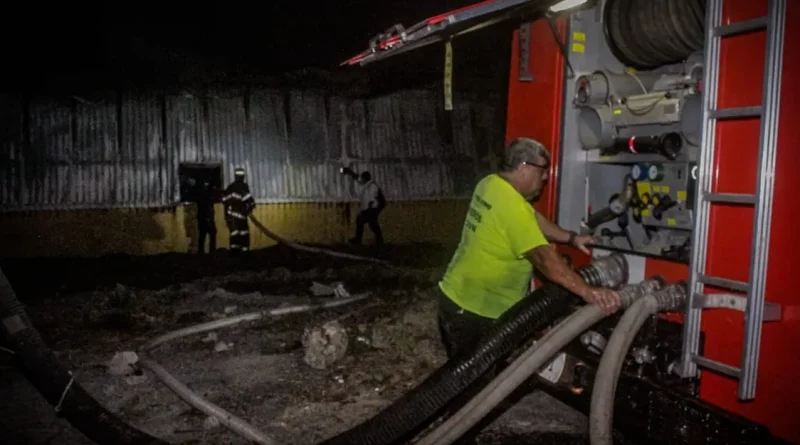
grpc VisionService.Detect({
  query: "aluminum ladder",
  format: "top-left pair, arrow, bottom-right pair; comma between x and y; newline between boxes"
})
678,0 -> 786,401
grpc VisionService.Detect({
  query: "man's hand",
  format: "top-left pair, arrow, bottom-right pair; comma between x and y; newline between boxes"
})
571,234 -> 595,255
580,287 -> 622,315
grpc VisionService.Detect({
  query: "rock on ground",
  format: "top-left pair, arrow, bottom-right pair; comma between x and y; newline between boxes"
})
302,320 -> 349,370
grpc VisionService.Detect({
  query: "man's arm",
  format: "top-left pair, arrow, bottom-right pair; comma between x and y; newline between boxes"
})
525,245 -> 620,314
534,212 -> 593,254
534,212 -> 571,243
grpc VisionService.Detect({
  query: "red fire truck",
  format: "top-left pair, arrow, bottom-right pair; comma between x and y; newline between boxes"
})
345,0 -> 799,443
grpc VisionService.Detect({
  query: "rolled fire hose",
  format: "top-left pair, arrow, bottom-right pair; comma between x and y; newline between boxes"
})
589,281 -> 688,445
248,215 -> 391,266
138,293 -> 371,445
415,277 -> 665,445
0,267 -> 169,445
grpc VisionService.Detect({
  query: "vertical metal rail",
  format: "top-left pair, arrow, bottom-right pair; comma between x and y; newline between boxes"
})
740,0 -> 786,400
679,0 -> 785,401
679,0 -> 723,381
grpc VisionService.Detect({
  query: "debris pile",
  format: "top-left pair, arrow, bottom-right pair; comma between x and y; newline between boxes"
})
302,320 -> 350,370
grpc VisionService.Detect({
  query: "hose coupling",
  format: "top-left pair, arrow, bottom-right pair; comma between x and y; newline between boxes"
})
579,253 -> 629,289
618,276 -> 665,308
653,281 -> 689,312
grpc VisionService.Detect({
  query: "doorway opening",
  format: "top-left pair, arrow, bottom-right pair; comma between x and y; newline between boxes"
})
179,163 -> 223,202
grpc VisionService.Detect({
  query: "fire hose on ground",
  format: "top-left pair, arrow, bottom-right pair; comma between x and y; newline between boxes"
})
137,254 -> 627,445
0,268 -> 169,445
248,215 -> 391,266
414,277 -> 672,445
589,281 -> 689,445
138,294 -> 372,445
1,254 -> 629,445
316,254 -> 629,445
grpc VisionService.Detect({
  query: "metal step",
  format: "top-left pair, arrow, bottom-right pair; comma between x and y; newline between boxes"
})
715,16 -> 768,37
692,293 -> 783,322
705,193 -> 756,204
710,106 -> 763,119
693,355 -> 741,378
699,274 -> 750,293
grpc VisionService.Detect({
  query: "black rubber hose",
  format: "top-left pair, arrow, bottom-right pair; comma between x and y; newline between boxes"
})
603,0 -> 706,70
0,267 -> 168,445
319,258 -> 623,445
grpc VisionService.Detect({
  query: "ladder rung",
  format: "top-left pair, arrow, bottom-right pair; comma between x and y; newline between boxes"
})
699,275 -> 750,293
710,106 -> 762,119
693,355 -> 741,378
715,16 -> 768,37
704,193 -> 756,204
692,293 -> 783,322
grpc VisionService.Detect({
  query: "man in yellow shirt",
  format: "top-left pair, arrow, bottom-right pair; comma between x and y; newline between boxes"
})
438,137 -> 621,358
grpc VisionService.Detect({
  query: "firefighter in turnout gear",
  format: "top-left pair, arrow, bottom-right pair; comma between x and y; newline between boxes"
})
222,168 -> 256,252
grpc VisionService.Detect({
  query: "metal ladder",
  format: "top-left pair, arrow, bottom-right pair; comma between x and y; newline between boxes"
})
678,0 -> 786,401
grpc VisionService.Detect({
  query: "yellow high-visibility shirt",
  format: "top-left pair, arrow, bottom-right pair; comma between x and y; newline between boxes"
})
439,174 -> 549,319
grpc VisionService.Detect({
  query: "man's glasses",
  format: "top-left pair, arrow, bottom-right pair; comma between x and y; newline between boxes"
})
521,161 -> 550,170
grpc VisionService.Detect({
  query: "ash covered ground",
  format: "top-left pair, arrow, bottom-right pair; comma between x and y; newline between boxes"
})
0,244 -> 589,445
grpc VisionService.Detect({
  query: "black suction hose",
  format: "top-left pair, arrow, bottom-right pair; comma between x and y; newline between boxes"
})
319,254 -> 628,445
603,0 -> 705,70
0,267 -> 168,445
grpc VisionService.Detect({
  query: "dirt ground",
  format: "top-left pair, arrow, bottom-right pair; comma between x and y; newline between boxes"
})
0,244 -> 590,445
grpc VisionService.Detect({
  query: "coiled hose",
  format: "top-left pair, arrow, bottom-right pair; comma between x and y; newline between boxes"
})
415,277 -> 665,445
589,281 -> 688,445
319,254 -> 629,445
0,267 -> 169,445
603,0 -> 705,70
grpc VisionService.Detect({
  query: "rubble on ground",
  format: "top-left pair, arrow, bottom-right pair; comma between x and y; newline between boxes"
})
302,320 -> 349,370
1,258 -> 588,445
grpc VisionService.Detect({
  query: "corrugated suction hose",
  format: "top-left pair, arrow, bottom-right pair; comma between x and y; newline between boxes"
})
604,0 -> 706,70
0,267 -> 168,445
319,254 -> 629,445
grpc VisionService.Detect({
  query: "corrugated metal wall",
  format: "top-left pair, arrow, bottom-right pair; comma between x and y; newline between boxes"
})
0,87 -> 504,211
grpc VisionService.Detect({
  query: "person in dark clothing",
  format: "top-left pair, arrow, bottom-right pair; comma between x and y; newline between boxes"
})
222,168 -> 256,252
195,180 -> 217,254
342,169 -> 386,246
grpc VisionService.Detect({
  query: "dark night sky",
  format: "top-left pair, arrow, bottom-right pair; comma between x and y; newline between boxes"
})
3,1 -> 516,93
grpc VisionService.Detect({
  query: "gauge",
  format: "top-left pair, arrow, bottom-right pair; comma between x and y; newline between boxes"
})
631,164 -> 642,180
648,164 -> 665,181
631,164 -> 649,181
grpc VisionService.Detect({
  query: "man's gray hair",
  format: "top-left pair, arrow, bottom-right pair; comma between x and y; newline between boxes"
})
499,137 -> 551,172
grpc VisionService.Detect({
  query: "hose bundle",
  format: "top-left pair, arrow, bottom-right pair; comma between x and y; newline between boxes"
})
603,0 -> 706,70
319,254 -> 629,445
415,277 -> 665,445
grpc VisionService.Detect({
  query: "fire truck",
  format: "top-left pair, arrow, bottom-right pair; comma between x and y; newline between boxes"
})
344,0 -> 799,443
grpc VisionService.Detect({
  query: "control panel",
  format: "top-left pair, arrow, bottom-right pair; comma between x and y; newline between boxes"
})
630,162 -> 696,231
555,5 -> 702,264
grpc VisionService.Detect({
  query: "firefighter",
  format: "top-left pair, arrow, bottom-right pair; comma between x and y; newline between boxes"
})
222,168 -> 255,252
195,179 -> 217,254
342,169 -> 385,246
435,138 -> 621,444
